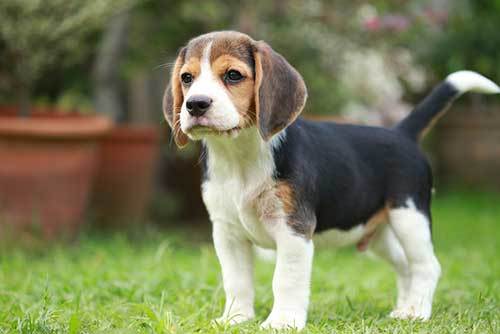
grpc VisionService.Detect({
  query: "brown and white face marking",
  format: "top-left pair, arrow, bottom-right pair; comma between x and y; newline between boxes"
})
163,31 -> 307,147
171,32 -> 256,142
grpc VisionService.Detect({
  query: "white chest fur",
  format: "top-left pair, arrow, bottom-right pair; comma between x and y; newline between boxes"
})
201,128 -> 284,248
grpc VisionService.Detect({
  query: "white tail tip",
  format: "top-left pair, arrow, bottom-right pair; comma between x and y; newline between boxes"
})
446,71 -> 500,94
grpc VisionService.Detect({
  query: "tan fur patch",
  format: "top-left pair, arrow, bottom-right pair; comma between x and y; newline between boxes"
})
253,50 -> 264,132
357,207 -> 389,251
254,182 -> 284,222
211,55 -> 253,79
254,181 -> 295,222
180,57 -> 201,81
275,181 -> 296,215
179,57 -> 201,100
211,55 -> 256,127
166,49 -> 189,147
276,181 -> 314,238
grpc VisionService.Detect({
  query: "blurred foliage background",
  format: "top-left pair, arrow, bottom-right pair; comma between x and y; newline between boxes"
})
0,0 -> 498,121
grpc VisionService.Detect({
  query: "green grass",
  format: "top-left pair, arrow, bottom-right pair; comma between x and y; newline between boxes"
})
0,189 -> 499,333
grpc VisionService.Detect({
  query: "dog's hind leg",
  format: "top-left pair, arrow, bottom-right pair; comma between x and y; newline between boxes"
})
388,199 -> 441,320
369,224 -> 411,311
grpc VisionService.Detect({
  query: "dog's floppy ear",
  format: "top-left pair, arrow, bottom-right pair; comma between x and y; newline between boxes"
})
163,47 -> 189,148
253,41 -> 307,140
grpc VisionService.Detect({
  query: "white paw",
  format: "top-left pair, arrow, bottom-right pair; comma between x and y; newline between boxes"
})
260,309 -> 306,331
389,306 -> 431,321
212,312 -> 254,326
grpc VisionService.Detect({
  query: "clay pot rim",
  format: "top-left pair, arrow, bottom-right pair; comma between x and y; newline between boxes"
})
103,125 -> 161,143
0,108 -> 113,139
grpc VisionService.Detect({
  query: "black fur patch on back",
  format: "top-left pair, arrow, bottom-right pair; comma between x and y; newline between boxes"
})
272,118 -> 433,234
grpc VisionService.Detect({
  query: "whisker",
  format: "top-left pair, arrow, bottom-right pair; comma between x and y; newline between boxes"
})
154,62 -> 176,71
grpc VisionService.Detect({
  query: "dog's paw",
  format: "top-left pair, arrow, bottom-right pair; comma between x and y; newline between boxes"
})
389,306 -> 431,321
212,312 -> 254,326
260,309 -> 306,331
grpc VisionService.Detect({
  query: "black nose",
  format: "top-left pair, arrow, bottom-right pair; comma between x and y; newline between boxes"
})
186,95 -> 212,117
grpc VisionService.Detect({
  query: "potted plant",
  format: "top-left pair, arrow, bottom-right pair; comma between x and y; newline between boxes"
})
0,1 -> 125,238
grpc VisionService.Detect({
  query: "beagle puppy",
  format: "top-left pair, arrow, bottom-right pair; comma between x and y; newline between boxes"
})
163,31 -> 500,330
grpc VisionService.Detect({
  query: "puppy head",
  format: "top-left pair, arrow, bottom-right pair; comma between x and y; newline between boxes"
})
163,31 -> 307,147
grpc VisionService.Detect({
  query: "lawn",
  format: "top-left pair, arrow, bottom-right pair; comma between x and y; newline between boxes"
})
0,189 -> 499,333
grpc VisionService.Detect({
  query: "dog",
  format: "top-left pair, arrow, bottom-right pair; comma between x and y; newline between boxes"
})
163,31 -> 500,330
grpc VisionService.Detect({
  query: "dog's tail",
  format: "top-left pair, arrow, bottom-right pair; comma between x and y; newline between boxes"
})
396,71 -> 500,141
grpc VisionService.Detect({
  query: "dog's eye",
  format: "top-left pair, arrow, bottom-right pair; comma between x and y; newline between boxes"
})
181,73 -> 193,85
224,70 -> 244,83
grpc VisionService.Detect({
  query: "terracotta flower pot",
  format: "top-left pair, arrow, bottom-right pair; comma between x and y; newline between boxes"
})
0,108 -> 112,238
91,125 -> 160,227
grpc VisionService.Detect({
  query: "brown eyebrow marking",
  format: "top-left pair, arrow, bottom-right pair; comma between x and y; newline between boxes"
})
180,57 -> 201,78
209,33 -> 255,69
211,55 -> 253,78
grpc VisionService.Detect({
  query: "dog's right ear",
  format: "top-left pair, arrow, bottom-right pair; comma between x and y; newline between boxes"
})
163,47 -> 189,148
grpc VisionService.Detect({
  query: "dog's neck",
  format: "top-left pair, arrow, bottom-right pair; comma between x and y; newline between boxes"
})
202,127 -> 285,185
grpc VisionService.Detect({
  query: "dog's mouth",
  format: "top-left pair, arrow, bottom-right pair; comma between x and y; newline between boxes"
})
187,125 -> 242,138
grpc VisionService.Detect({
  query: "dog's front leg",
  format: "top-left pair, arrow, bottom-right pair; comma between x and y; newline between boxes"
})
212,222 -> 255,325
261,225 -> 314,330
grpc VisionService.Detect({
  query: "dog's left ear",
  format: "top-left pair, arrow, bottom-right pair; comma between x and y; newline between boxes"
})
163,47 -> 189,148
253,41 -> 307,140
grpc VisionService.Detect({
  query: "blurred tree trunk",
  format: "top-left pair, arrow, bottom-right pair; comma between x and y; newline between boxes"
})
93,10 -> 130,122
273,0 -> 287,16
128,71 -> 158,124
236,1 -> 257,36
